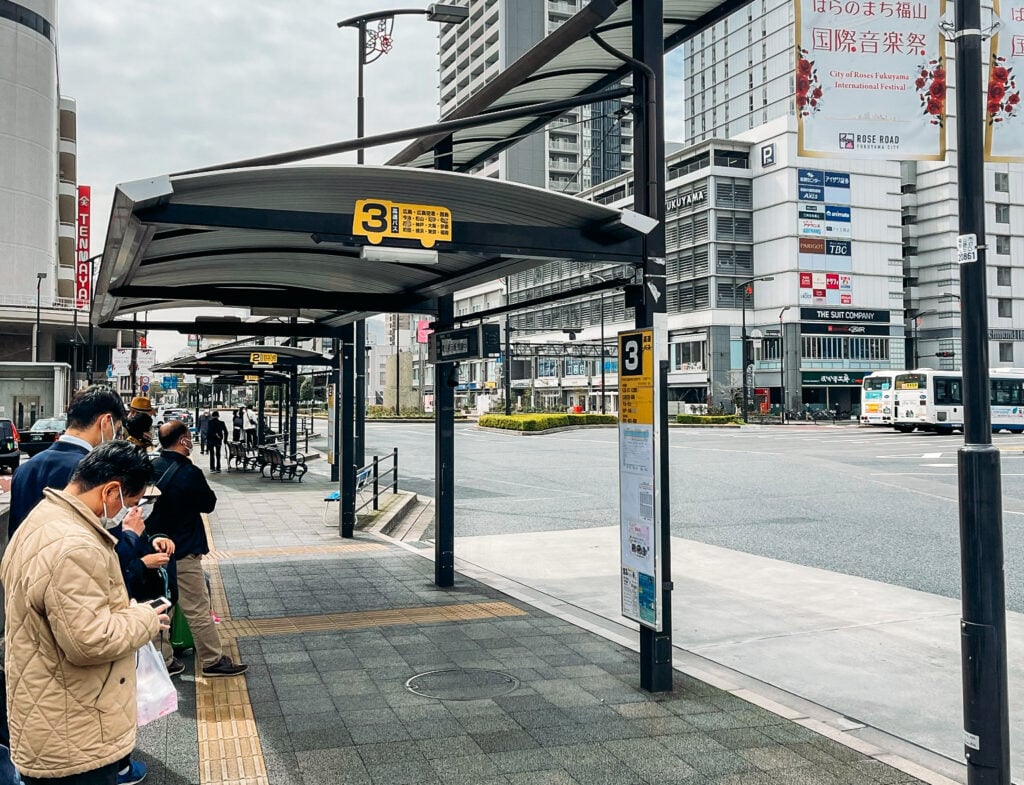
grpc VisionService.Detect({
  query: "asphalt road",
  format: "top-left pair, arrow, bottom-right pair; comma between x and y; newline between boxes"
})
347,422 -> 1024,613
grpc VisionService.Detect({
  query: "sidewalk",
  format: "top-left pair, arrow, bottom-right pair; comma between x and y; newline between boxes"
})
136,470 -> 952,785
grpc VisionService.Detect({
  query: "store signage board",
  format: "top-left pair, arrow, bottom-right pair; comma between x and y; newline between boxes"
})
618,327 -> 663,631
428,324 -> 501,363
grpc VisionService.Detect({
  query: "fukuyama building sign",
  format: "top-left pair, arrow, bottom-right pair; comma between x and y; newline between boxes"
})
801,307 -> 889,323
666,189 -> 707,212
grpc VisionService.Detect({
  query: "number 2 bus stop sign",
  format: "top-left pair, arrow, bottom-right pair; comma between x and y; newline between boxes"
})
617,327 -> 663,631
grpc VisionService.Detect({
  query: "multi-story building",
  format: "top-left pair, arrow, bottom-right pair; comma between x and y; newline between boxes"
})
437,0 -> 632,194
683,0 -> 1024,373
1,0 -> 117,413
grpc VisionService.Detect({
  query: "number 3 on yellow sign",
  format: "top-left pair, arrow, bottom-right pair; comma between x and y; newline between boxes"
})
353,198 -> 452,249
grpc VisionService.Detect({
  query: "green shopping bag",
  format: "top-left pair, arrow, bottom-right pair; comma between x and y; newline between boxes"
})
169,605 -> 194,652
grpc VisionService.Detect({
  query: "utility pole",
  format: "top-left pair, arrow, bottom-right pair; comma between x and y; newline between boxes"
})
952,0 -> 1010,778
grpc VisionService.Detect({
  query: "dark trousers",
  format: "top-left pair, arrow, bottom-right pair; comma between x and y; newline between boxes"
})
208,441 -> 222,471
245,429 -> 257,448
22,761 -> 118,785
199,431 -> 207,453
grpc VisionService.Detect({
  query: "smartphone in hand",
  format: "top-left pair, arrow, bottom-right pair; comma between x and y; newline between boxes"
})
146,596 -> 171,611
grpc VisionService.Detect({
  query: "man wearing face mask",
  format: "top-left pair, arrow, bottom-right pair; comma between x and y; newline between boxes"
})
8,386 -> 127,538
148,421 -> 247,678
1,442 -> 169,785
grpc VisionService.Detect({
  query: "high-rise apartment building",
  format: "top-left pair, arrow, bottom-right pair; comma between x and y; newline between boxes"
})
437,0 -> 632,193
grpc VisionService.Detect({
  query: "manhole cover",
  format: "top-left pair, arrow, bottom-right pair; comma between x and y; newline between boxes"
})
405,668 -> 520,700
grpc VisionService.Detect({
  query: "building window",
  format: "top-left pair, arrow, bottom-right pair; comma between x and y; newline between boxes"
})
996,235 -> 1011,254
998,298 -> 1013,318
997,266 -> 1011,286
671,340 -> 706,370
995,204 -> 1010,223
995,172 -> 1009,192
1000,342 -> 1014,363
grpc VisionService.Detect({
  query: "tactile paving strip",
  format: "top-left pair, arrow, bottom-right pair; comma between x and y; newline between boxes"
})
206,542 -> 387,561
219,601 -> 527,639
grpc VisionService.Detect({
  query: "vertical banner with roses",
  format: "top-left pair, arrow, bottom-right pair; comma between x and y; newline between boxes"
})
796,0 -> 947,160
984,0 -> 1024,161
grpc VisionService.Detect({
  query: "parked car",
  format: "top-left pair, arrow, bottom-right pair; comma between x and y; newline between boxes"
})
20,416 -> 66,456
0,418 -> 21,473
157,408 -> 193,428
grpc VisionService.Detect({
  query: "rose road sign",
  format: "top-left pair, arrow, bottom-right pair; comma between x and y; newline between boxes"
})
428,324 -> 501,364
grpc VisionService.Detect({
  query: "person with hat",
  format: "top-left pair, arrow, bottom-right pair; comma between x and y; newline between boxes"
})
128,396 -> 154,417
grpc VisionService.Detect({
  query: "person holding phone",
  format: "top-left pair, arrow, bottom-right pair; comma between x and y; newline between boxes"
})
1,442 -> 169,785
114,492 -> 182,676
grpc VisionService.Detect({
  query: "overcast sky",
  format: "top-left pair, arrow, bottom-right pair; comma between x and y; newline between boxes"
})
57,2 -> 685,360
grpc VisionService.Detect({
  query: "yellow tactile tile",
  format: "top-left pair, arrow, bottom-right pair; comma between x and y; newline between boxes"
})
206,542 -> 387,561
195,639 -> 268,785
219,601 -> 527,640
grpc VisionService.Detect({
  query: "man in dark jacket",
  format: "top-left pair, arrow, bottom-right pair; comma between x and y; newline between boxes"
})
205,410 -> 228,473
9,386 -> 125,537
148,421 -> 246,677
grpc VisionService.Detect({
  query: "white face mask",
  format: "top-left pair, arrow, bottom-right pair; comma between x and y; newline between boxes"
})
100,487 -> 129,530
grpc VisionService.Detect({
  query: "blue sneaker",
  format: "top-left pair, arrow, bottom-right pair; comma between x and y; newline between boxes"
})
117,760 -> 147,785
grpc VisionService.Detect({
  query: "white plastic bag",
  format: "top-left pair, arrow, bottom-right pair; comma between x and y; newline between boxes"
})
135,642 -> 178,726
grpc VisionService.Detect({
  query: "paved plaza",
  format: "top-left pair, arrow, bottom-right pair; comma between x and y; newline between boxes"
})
122,466 -> 962,785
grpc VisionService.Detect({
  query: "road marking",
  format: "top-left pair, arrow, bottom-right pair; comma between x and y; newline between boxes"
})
923,452 -> 942,458
921,463 -> 957,467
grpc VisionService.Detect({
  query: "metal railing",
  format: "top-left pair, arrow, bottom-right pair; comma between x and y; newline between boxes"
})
0,294 -> 78,310
355,448 -> 399,514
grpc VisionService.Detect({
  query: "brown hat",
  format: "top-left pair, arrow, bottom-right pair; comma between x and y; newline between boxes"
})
129,395 -> 154,414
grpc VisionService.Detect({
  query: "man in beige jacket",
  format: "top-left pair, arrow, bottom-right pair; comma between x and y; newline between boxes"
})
1,442 -> 169,785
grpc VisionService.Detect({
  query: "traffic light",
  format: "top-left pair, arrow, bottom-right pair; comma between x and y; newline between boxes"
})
936,351 -> 956,358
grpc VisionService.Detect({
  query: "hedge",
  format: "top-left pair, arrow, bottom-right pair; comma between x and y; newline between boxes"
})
478,413 -> 618,431
675,414 -> 740,425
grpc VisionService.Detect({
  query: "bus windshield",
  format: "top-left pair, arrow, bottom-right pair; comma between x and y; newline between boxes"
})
895,373 -> 927,390
863,377 -> 891,391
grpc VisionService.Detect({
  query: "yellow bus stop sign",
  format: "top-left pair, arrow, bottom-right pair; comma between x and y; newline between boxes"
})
353,199 -> 452,248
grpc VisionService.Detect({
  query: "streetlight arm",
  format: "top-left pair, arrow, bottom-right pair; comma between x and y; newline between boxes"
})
337,9 -> 431,29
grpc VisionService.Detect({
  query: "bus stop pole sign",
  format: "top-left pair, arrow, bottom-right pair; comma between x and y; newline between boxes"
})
617,327 -> 663,631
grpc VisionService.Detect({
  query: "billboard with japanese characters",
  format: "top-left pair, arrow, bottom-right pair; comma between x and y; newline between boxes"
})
984,0 -> 1024,161
796,0 -> 947,160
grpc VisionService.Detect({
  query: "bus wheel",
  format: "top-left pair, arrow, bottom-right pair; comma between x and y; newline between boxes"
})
936,427 -> 955,435
894,425 -> 915,433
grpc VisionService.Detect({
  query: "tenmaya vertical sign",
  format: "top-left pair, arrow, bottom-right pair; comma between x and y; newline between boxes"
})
75,185 -> 91,310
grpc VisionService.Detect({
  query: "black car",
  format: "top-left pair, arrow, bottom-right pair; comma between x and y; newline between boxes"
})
20,416 -> 66,456
0,418 -> 21,473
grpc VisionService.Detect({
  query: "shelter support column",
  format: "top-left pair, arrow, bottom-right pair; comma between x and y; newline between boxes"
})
340,323 -> 356,538
356,320 -> 366,466
331,338 -> 340,483
434,295 -> 455,587
434,134 -> 455,587
289,369 -> 299,456
257,381 -> 266,445
633,0 -> 672,694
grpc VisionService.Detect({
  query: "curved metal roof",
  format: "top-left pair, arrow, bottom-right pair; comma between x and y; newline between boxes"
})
388,0 -> 750,171
95,165 -> 646,335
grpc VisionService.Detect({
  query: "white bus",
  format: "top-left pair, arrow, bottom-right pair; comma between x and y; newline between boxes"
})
989,368 -> 1024,433
893,369 -> 963,434
892,368 -> 1024,434
859,371 -> 898,426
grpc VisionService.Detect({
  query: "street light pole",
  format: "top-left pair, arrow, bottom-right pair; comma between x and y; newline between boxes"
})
34,272 -> 47,362
953,0 -> 1010,775
738,275 -> 774,423
779,305 -> 791,422
599,291 -> 606,413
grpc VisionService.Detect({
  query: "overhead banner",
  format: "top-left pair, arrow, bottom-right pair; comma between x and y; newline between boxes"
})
796,0 -> 947,160
76,185 -> 91,310
984,0 -> 1024,161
